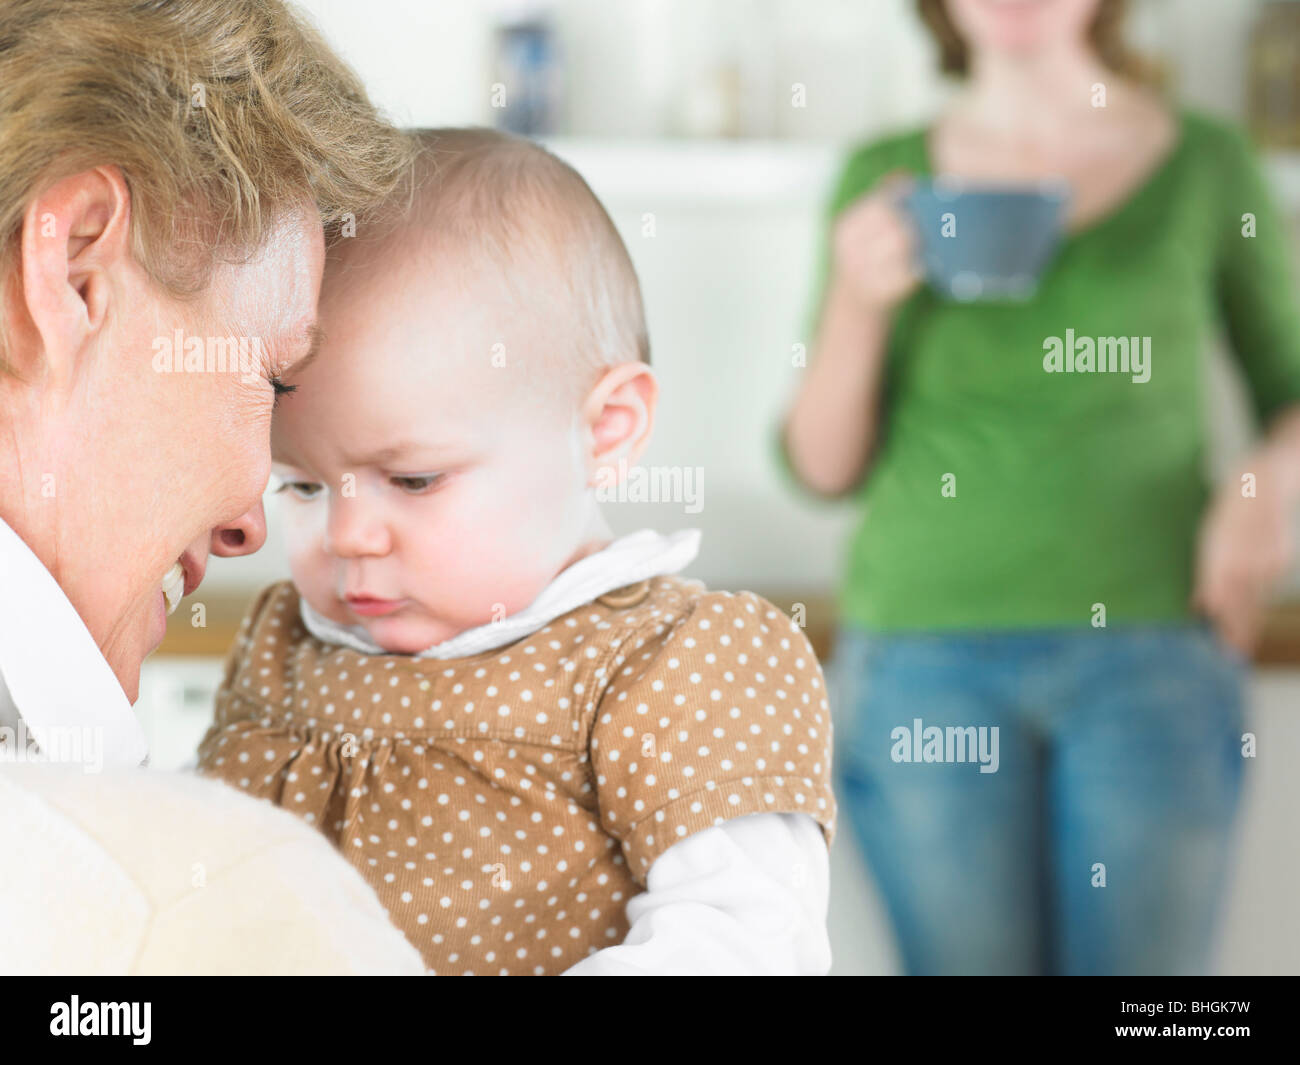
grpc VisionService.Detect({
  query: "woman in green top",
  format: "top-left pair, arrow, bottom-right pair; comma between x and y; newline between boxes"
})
782,0 -> 1300,974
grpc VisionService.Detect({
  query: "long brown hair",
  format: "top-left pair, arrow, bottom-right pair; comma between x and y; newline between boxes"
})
916,0 -> 1163,84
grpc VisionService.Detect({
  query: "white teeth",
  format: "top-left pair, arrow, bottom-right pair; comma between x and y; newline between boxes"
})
161,561 -> 185,616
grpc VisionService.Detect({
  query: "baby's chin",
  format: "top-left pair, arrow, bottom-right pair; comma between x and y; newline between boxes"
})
301,592 -> 466,655
355,613 -> 465,656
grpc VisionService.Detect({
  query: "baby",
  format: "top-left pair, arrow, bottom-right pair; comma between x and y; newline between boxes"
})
197,128 -> 836,975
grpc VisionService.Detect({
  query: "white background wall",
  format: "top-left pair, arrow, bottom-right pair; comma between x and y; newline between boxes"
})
295,0 -> 1265,139
200,0 -> 1300,596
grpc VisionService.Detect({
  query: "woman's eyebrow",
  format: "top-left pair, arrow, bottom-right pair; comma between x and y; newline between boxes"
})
262,324 -> 324,377
291,323 -> 325,372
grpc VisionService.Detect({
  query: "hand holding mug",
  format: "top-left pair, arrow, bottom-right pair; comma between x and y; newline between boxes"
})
830,171 -> 924,315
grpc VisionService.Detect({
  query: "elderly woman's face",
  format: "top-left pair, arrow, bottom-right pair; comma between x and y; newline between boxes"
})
85,207 -> 325,698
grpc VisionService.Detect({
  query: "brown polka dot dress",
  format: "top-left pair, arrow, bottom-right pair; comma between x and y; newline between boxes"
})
196,576 -> 837,975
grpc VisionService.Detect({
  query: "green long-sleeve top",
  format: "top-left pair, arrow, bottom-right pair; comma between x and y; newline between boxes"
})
781,109 -> 1300,632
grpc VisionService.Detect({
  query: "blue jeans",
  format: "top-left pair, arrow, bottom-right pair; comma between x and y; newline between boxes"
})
830,623 -> 1248,975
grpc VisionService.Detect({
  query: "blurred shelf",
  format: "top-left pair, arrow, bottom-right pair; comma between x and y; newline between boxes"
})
1256,600 -> 1300,667
154,586 -> 1300,668
542,138 -> 839,207
155,589 -> 262,658
754,588 -> 1300,669
1265,151 -> 1300,217
541,140 -> 1300,216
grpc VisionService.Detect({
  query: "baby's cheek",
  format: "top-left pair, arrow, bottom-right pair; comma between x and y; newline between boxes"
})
408,527 -> 523,621
282,511 -> 339,618
491,458 -> 583,565
406,506 -> 550,624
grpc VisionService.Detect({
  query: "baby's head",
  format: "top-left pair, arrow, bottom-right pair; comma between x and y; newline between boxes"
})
270,128 -> 655,653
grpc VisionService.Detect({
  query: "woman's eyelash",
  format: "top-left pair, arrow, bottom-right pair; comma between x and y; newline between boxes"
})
270,377 -> 297,407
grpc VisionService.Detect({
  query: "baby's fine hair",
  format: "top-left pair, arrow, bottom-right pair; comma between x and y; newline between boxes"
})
384,127 -> 650,393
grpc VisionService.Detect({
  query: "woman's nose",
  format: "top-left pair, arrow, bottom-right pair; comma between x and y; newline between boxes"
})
210,499 -> 268,557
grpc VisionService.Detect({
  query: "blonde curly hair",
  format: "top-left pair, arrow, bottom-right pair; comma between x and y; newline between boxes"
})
0,0 -> 416,371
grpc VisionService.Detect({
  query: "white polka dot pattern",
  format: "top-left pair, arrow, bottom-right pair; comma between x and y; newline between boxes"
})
196,578 -> 836,975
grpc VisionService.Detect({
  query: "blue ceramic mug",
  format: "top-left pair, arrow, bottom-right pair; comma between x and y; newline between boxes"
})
900,178 -> 1070,302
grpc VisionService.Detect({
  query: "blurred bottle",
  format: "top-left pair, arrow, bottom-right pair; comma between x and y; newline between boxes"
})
1249,0 -> 1300,149
671,0 -> 781,139
679,62 -> 743,138
491,1 -> 562,136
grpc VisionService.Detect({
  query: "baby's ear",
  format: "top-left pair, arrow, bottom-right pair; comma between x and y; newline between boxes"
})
582,362 -> 658,475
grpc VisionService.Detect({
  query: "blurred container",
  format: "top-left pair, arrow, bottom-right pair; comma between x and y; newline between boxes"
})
491,5 -> 563,136
1249,0 -> 1300,149
679,62 -> 743,138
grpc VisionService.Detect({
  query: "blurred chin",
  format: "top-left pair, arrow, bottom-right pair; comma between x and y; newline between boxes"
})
964,0 -> 1059,49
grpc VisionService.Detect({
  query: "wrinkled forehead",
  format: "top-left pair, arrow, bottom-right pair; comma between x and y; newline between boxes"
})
209,202 -> 324,337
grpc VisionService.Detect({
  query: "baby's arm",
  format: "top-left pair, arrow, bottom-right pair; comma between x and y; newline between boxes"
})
576,589 -> 837,975
561,811 -> 830,975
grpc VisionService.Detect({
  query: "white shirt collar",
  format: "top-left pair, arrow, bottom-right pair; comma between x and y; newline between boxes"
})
300,527 -> 702,659
0,516 -> 149,768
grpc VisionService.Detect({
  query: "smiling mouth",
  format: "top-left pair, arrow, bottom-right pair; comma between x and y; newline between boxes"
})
161,562 -> 185,615
160,553 -> 206,616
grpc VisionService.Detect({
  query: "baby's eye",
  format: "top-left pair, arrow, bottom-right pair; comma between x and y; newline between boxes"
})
273,479 -> 322,501
391,474 -> 442,494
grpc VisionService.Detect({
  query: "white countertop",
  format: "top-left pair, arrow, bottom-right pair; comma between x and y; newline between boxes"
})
543,138 -> 1300,216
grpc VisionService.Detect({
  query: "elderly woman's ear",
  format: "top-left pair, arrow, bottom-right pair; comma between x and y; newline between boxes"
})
0,0 -> 414,706
12,166 -> 132,389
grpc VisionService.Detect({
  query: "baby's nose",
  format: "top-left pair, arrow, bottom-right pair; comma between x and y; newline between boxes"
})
325,498 -> 391,558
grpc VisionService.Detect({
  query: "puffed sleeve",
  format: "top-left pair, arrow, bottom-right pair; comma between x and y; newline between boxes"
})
589,589 -> 836,884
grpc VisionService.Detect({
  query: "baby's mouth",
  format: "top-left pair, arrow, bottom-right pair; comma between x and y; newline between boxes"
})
161,561 -> 185,615
345,594 -> 405,618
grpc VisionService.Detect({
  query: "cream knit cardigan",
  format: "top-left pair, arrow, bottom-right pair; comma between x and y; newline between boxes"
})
0,764 -> 424,974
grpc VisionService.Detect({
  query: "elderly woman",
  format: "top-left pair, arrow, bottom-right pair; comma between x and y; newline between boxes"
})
0,0 -> 422,973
